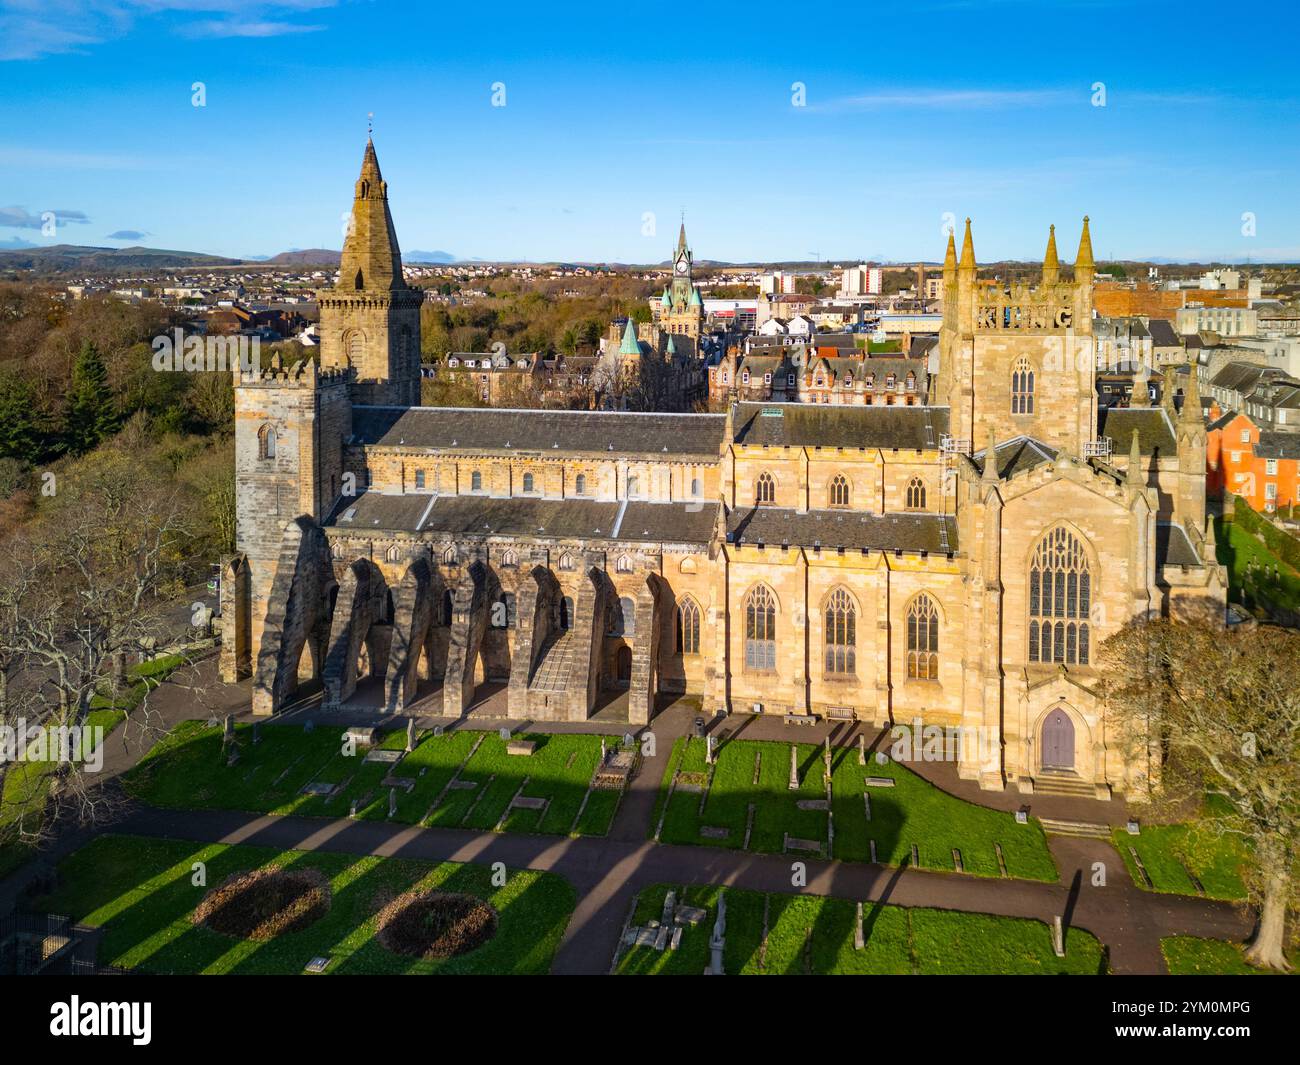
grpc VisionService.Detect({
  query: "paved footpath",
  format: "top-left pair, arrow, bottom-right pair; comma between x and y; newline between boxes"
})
1,658 -> 1257,975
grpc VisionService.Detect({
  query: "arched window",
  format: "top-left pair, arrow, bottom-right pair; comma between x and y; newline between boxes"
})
258,423 -> 276,460
906,477 -> 926,510
677,597 -> 701,655
627,473 -> 640,498
345,330 -> 364,365
1011,357 -> 1035,414
615,554 -> 633,573
558,552 -> 576,571
829,474 -> 850,507
756,472 -> 775,505
574,473 -> 587,495
906,594 -> 940,679
470,470 -> 482,492
385,544 -> 402,563
522,472 -> 535,494
744,584 -> 777,671
824,588 -> 856,675
501,548 -> 518,568
441,546 -> 456,565
1028,527 -> 1091,665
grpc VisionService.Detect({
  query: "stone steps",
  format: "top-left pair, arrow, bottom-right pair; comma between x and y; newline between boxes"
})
1039,817 -> 1113,840
1033,772 -> 1099,799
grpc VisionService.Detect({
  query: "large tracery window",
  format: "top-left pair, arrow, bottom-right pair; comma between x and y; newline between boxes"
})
677,597 -> 701,655
906,477 -> 926,510
744,584 -> 777,671
823,587 -> 856,675
755,472 -> 776,505
1011,356 -> 1035,414
906,594 -> 940,679
1028,527 -> 1091,665
829,474 -> 850,507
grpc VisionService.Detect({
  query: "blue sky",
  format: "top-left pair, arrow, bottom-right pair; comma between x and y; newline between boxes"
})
2,0 -> 1299,264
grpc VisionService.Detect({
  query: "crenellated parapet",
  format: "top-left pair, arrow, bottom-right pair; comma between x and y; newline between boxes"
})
237,353 -> 355,389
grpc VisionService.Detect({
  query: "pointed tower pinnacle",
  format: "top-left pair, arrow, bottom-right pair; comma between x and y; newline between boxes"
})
339,137 -> 406,292
1161,365 -> 1177,412
619,317 -> 641,357
1127,429 -> 1142,486
1042,224 -> 1060,286
1075,215 -> 1095,276
942,228 -> 957,286
677,219 -> 688,254
1181,362 -> 1202,423
958,217 -> 976,272
982,424 -> 999,483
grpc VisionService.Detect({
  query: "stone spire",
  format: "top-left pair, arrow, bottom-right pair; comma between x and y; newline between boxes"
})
1127,429 -> 1142,486
942,228 -> 957,287
677,220 -> 688,255
1161,364 -> 1177,413
958,217 -> 976,273
339,137 -> 406,292
1042,224 -> 1060,286
1075,215 -> 1095,277
1180,361 -> 1202,422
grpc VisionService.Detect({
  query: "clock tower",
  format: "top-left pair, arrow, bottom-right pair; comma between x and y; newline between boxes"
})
660,220 -> 705,340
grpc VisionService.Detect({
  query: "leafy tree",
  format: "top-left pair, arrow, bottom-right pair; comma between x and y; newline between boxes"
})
64,340 -> 118,455
1100,616 -> 1300,970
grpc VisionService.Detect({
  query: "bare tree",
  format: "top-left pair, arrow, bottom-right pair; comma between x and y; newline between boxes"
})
1100,615 -> 1299,970
0,447 -> 198,847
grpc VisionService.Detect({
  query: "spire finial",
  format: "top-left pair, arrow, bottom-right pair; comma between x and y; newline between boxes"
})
1042,223 -> 1060,284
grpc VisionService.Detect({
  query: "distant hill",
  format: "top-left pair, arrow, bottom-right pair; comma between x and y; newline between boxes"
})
0,243 -> 240,272
406,249 -> 457,264
264,248 -> 341,266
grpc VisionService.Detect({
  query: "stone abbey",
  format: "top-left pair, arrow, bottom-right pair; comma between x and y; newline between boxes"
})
221,139 -> 1225,798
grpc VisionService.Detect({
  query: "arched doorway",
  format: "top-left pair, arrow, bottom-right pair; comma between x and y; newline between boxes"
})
616,645 -> 632,685
1041,708 -> 1075,770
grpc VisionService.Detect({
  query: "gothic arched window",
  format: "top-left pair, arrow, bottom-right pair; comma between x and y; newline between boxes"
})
906,594 -> 940,679
829,474 -> 850,508
1028,527 -> 1091,665
756,472 -> 776,505
258,423 -> 276,460
1012,357 -> 1035,414
677,597 -> 701,655
906,477 -> 926,510
522,472 -> 535,494
744,584 -> 777,671
574,473 -> 587,495
824,587 -> 856,675
470,470 -> 482,492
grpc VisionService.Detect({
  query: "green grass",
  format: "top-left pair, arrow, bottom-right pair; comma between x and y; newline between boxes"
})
1215,516 -> 1300,612
616,883 -> 1105,975
1161,936 -> 1294,975
1112,822 -> 1248,901
654,737 -> 1057,881
30,833 -> 575,975
126,722 -> 623,837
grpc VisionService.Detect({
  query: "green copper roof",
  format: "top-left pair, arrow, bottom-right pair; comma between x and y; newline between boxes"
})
690,287 -> 703,306
619,317 -> 641,356
661,287 -> 672,308
666,334 -> 678,355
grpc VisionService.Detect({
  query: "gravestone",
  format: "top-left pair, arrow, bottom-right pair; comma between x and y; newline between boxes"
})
304,956 -> 330,974
854,902 -> 865,949
823,736 -> 832,781
506,739 -> 536,756
1015,808 -> 1029,824
857,734 -> 866,766
345,726 -> 378,748
1126,819 -> 1140,835
406,719 -> 416,753
788,745 -> 799,790
600,737 -> 607,763
252,722 -> 261,745
349,797 -> 359,818
388,787 -> 397,817
707,892 -> 727,975
222,714 -> 234,742
705,734 -> 714,765
1052,915 -> 1065,957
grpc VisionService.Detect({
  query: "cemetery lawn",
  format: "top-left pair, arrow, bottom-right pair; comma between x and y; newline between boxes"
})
1161,936 -> 1293,975
125,721 -> 622,837
652,738 -> 1057,881
616,883 -> 1105,975
1111,798 -> 1249,901
30,833 -> 575,975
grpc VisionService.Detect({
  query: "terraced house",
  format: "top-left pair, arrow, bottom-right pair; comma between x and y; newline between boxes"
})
221,139 -> 1225,800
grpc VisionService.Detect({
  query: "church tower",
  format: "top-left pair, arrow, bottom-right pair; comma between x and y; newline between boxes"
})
318,137 -> 423,407
658,220 -> 705,340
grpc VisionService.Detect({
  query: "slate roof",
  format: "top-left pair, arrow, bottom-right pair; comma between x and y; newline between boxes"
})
325,491 -> 719,544
727,506 -> 957,554
351,406 -> 726,457
1156,522 -> 1202,568
1147,318 -> 1181,347
972,436 -> 1058,478
1099,407 -> 1177,456
732,402 -> 948,450
1207,408 -> 1238,432
1255,432 -> 1300,460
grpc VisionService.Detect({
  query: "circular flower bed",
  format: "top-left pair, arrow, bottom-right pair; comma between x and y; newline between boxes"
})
375,891 -> 498,960
193,868 -> 331,941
